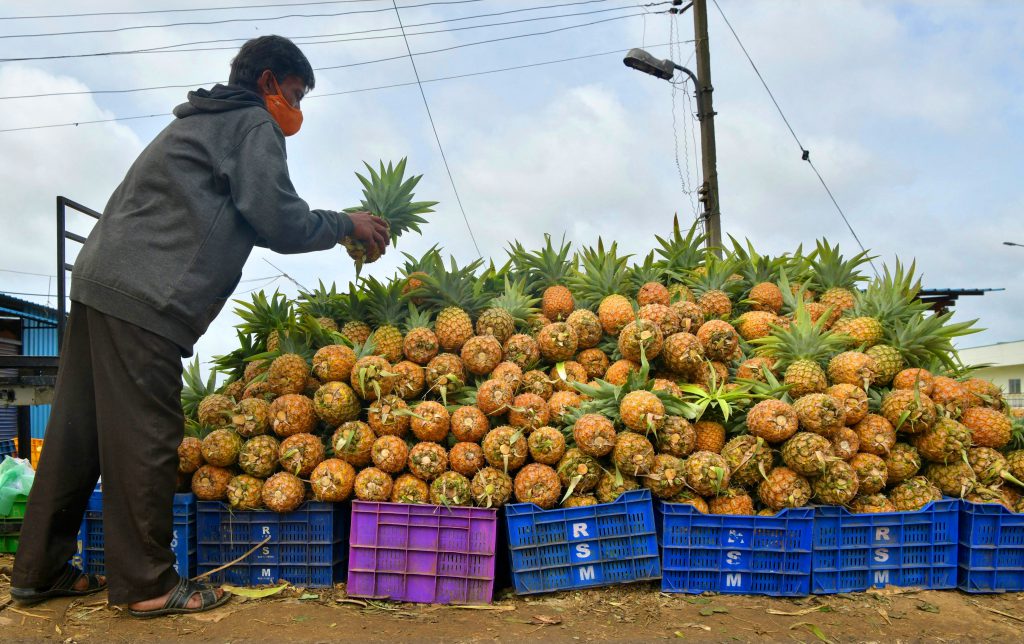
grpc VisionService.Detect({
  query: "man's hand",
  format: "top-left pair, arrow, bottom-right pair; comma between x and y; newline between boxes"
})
347,211 -> 389,262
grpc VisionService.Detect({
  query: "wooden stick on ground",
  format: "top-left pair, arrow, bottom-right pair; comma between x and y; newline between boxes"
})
191,536 -> 271,581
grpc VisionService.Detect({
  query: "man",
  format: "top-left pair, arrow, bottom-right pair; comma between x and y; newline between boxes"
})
11,36 -> 388,617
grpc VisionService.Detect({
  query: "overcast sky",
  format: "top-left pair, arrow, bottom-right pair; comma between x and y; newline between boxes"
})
0,0 -> 1021,378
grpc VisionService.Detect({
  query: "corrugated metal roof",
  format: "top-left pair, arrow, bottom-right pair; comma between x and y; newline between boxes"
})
0,293 -> 59,323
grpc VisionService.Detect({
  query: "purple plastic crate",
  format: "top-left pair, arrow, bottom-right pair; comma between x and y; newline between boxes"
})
347,501 -> 498,604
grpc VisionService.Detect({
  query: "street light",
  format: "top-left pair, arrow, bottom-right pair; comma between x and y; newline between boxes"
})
622,49 -> 701,110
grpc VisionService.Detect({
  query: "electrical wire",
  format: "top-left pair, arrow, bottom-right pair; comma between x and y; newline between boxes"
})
0,268 -> 56,278
391,0 -> 481,258
0,0 -> 387,21
0,0 -> 620,63
0,0 -> 488,40
0,9 -> 659,100
710,0 -> 878,275
0,40 -> 681,135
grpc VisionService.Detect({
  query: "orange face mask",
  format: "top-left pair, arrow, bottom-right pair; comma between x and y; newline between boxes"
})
264,74 -> 303,136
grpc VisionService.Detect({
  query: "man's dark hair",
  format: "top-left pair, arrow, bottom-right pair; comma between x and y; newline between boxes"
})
229,36 -> 315,93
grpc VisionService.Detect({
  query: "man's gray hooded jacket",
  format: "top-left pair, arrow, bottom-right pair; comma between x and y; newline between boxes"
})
71,84 -> 351,355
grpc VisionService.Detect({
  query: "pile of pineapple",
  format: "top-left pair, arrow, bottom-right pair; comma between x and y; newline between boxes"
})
176,218 -> 1024,517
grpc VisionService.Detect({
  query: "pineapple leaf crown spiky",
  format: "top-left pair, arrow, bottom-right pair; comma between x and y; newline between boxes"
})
182,357 -> 218,420
849,260 -> 927,326
403,303 -> 434,332
400,244 -> 443,276
654,215 -> 707,275
883,309 -> 980,371
233,289 -> 293,339
345,158 -> 438,245
211,331 -> 263,382
486,275 -> 540,325
412,254 -> 493,316
296,280 -> 342,320
336,282 -> 370,325
629,251 -> 674,291
360,274 -> 409,328
686,254 -> 744,296
508,233 -> 575,295
727,236 -> 785,287
566,238 -> 632,309
751,298 -> 845,369
809,238 -> 874,290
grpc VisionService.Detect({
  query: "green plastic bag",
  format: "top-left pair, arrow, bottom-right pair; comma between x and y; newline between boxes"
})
0,456 -> 34,516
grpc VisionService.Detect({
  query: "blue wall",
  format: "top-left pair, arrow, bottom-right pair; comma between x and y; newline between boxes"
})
22,318 -> 57,439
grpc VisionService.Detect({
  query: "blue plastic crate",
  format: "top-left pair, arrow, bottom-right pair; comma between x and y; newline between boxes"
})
76,491 -> 196,578
504,489 -> 660,595
657,503 -> 812,596
195,501 -> 349,588
0,439 -> 16,458
811,498 -> 958,594
958,500 -> 1024,593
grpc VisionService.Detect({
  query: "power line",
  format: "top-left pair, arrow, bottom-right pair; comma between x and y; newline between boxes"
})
0,1 -> 627,64
0,0 -> 386,21
0,268 -> 56,278
391,0 -> 481,258
709,0 -> 878,276
0,40 -> 681,135
0,9 -> 655,101
0,0 -> 487,40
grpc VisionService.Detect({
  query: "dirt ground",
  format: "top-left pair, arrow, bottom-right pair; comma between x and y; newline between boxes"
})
2,555 -> 1023,643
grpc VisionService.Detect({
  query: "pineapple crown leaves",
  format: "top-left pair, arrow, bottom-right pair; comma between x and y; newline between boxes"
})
346,158 -> 437,245
850,260 -> 928,326
486,275 -> 540,325
734,363 -> 792,404
211,331 -> 263,382
654,215 -> 707,275
403,303 -> 434,332
628,251 -> 672,291
233,289 -> 293,337
751,298 -> 845,369
296,280 -> 342,320
508,233 -> 575,294
676,365 -> 754,422
685,254 -> 744,296
411,254 -> 492,316
400,244 -> 443,276
181,357 -> 218,420
336,282 -> 370,324
183,418 -> 215,440
360,274 -> 409,328
883,310 -> 980,371
808,238 -> 875,290
248,319 -> 317,362
726,236 -> 786,288
566,238 -> 633,309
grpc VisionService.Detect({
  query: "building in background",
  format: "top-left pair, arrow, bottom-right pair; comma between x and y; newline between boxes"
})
0,293 -> 58,442
958,340 -> 1024,410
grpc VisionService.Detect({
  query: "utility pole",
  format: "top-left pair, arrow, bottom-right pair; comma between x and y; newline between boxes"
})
691,0 -> 722,251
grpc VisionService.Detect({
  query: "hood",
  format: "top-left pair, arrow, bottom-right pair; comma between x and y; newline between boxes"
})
173,84 -> 267,118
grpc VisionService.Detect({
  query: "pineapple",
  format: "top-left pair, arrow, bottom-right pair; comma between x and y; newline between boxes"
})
201,429 -> 242,467
429,471 -> 473,506
331,421 -> 375,467
709,488 -> 756,515
233,290 -> 293,354
566,309 -> 603,350
604,359 -> 640,386
639,303 -> 683,337
827,384 -> 869,426
672,300 -> 705,334
889,476 -> 942,511
612,432 -> 656,476
961,407 -> 1012,449
556,448 -> 601,494
914,417 -> 971,464
809,239 -> 872,317
410,401 -> 450,442
671,489 -> 710,513
793,393 -> 846,437
424,353 -> 465,400
399,245 -> 441,305
746,399 -> 799,444
350,347 -> 394,401
757,467 -> 812,511
618,319 -> 664,362
341,158 -> 437,273
461,335 -> 503,377
850,452 -> 888,495
230,398 -> 271,438
337,283 -> 373,345
683,451 -> 730,497
313,381 -> 361,427
865,345 -> 904,386
177,436 -> 204,475
528,426 -> 567,465
657,415 -> 697,457
227,475 -> 264,510
278,433 -> 325,477
482,426 -> 528,472
449,442 -> 485,477
734,311 -> 780,341
652,378 -> 683,398
752,301 -> 846,398
367,394 -> 410,437
826,351 -> 876,388
451,406 -> 491,443
238,435 -> 280,478
831,317 -> 884,349
402,306 -> 439,366
630,251 -> 672,307
832,427 -> 860,460
645,454 -> 688,499
242,379 -> 276,403
416,256 -> 489,352
619,390 -> 666,434
502,333 -> 540,371
924,461 -> 975,497
262,471 -> 307,512
567,240 -> 633,334
893,368 -> 934,395
371,435 -> 409,474
735,356 -> 778,382
508,393 -> 550,432
550,360 -> 588,393
964,485 -> 1014,510
852,414 -> 897,456
197,393 -> 234,429
720,435 -> 773,488
269,394 -> 318,437
536,322 -> 579,363
476,379 -> 515,416
353,467 -> 394,502
361,276 -> 408,363
471,467 -> 514,508
392,474 -> 430,504
693,420 -> 727,452
521,369 -> 555,400
813,460 -> 859,504
408,442 -> 449,481
781,432 -> 833,477
265,334 -> 313,397
477,277 -> 539,343
967,447 -> 1020,486
963,377 -> 1005,410
695,320 -> 739,362
513,463 -> 562,508
596,469 -> 641,503
880,389 -> 937,435
850,494 -> 897,514
192,465 -> 233,501
508,234 -> 576,321
548,391 -> 584,426
296,280 -> 342,333
311,458 -> 356,502
1006,450 -> 1024,483
563,495 -> 599,508
884,443 -> 922,485
687,257 -> 741,320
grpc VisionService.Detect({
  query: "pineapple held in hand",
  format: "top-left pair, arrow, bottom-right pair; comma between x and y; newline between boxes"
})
342,158 -> 437,274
